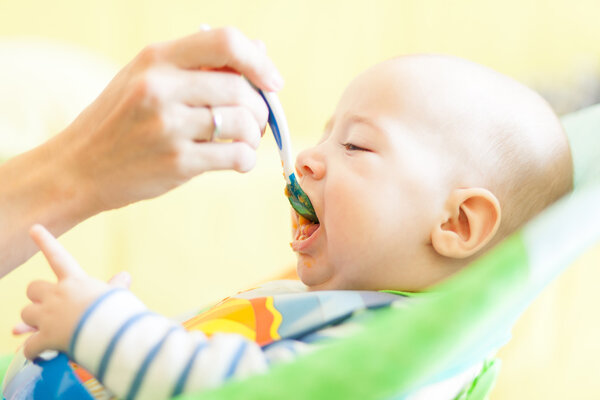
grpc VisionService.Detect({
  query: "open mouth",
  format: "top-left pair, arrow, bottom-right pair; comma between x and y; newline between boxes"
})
291,212 -> 321,251
295,215 -> 320,240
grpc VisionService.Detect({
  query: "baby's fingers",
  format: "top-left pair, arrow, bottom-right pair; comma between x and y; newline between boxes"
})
29,224 -> 84,280
26,280 -> 53,302
23,332 -> 48,360
107,271 -> 131,289
20,304 -> 40,330
12,322 -> 36,336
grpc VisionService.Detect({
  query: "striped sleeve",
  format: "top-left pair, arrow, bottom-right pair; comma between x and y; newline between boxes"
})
69,289 -> 269,400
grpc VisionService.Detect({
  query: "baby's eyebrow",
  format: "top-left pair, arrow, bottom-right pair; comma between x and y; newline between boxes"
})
322,114 -> 386,140
347,115 -> 386,137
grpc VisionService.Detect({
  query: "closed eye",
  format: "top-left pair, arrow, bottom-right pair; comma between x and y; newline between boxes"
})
341,142 -> 370,152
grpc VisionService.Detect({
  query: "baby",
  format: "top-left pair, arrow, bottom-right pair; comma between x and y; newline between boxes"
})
15,54 -> 572,399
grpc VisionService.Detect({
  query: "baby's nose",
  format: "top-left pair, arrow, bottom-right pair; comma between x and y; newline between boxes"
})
295,147 -> 325,180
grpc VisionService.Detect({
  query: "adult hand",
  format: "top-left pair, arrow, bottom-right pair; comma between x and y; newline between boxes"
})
0,27 -> 282,275
19,225 -> 114,359
60,26 -> 282,212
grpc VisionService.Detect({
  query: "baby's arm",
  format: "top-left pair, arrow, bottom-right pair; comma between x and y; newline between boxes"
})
20,225 -> 113,359
21,225 -> 270,399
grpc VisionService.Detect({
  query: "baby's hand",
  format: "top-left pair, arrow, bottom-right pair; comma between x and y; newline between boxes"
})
18,225 -> 113,360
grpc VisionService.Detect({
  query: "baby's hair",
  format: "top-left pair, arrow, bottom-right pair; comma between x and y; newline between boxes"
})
392,54 -> 574,244
493,112 -> 573,240
459,60 -> 573,243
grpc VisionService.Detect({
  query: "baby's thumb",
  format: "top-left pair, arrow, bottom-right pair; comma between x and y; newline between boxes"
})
108,271 -> 131,289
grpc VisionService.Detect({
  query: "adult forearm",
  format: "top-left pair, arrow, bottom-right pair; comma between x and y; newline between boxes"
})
0,132 -> 97,277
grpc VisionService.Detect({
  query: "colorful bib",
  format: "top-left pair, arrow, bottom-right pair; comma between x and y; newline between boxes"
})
183,288 -> 406,347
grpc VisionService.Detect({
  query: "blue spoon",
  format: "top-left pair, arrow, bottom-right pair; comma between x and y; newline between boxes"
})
257,90 -> 319,224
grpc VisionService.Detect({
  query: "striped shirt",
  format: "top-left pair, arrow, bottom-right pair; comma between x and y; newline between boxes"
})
67,281 -> 489,400
69,281 -> 391,400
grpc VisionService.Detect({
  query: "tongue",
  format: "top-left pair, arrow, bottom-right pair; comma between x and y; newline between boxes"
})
304,223 -> 319,238
296,221 -> 320,241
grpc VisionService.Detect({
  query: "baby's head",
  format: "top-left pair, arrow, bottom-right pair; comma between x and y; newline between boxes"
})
291,54 -> 573,292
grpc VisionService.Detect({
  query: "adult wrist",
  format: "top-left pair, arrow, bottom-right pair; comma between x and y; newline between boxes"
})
0,128 -> 100,275
30,130 -> 101,229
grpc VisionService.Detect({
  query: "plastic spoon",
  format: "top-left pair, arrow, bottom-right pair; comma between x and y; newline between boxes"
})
258,90 -> 319,223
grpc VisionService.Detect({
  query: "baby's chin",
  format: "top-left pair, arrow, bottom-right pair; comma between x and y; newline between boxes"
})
296,256 -> 335,291
296,258 -> 358,292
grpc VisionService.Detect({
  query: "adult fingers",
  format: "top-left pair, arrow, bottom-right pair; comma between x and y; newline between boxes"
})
159,27 -> 284,92
183,141 -> 257,175
171,106 -> 261,149
26,280 -> 53,302
203,106 -> 262,147
161,69 -> 268,128
29,224 -> 84,281
12,322 -> 37,336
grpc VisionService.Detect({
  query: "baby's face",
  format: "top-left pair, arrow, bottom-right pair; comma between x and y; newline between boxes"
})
291,60 -> 448,291
290,55 -> 572,291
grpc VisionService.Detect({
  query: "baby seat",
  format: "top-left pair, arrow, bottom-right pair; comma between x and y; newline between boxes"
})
173,103 -> 600,400
1,104 -> 599,399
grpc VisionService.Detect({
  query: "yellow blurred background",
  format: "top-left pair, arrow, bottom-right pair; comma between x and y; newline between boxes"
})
1,0 -> 599,398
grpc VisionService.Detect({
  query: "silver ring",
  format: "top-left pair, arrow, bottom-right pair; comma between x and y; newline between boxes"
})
209,107 -> 222,141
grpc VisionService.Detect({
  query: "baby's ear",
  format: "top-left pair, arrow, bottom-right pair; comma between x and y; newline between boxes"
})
431,188 -> 501,259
